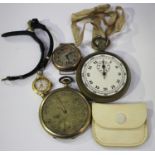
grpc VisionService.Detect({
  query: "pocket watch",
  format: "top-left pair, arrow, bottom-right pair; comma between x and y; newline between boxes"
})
33,75 -> 91,138
52,43 -> 81,74
76,36 -> 131,103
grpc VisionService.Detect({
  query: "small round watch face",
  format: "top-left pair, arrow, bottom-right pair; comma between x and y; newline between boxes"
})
39,88 -> 91,138
34,78 -> 49,91
76,52 -> 131,102
32,77 -> 52,96
52,44 -> 81,71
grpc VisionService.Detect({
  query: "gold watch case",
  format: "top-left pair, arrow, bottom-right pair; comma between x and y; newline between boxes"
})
32,73 -> 52,97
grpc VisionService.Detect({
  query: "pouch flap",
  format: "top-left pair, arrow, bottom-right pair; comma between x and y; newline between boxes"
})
92,103 -> 147,129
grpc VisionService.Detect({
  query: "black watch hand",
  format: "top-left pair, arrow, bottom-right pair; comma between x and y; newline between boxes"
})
102,60 -> 107,79
65,54 -> 69,61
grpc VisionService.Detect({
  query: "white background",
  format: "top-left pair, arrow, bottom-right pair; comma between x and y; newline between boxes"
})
0,3 -> 155,151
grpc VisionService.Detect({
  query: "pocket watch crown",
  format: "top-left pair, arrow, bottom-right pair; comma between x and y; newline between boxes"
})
92,36 -> 110,51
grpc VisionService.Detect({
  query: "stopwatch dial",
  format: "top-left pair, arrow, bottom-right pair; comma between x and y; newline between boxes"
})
52,44 -> 81,71
40,88 -> 90,138
96,60 -> 110,74
81,54 -> 128,96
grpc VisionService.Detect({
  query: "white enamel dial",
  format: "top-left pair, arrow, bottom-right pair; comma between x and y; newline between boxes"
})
34,77 -> 51,92
81,54 -> 127,96
34,78 -> 50,92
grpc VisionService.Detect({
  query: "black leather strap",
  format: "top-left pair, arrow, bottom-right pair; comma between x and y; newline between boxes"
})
29,19 -> 54,69
1,19 -> 54,81
1,31 -> 45,81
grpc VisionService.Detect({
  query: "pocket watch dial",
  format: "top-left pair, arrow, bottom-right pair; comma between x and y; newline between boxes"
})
39,88 -> 91,138
76,52 -> 130,102
52,44 -> 81,71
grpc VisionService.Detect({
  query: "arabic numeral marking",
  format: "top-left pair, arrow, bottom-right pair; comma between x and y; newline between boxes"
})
87,73 -> 90,77
116,79 -> 120,83
111,85 -> 115,89
88,66 -> 92,69
89,80 -> 93,84
118,72 -> 121,76
103,87 -> 108,91
93,61 -> 97,64
95,85 -> 100,89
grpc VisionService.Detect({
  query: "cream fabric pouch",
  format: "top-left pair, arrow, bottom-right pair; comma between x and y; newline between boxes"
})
92,103 -> 148,147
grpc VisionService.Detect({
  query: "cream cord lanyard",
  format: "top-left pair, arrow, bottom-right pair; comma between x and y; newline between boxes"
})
71,4 -> 125,48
